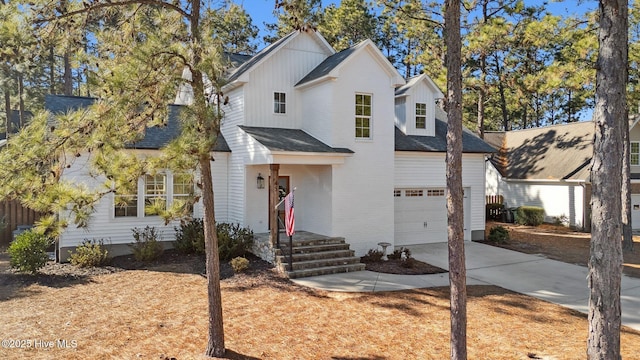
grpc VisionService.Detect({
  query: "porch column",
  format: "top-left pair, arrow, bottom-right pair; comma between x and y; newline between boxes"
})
269,163 -> 280,245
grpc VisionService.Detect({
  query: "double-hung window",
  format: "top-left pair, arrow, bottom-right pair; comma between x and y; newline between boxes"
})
274,92 -> 286,114
144,174 -> 167,216
632,142 -> 640,166
355,93 -> 372,139
114,182 -> 138,218
173,173 -> 195,213
416,103 -> 426,129
114,172 -> 195,218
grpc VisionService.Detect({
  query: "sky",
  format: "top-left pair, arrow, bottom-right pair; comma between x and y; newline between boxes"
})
235,0 -> 597,50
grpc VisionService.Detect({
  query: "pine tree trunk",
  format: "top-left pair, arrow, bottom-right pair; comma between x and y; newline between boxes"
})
200,156 -> 226,358
445,1 -> 467,359
588,1 -> 626,359
622,105 -> 633,252
4,89 -> 10,136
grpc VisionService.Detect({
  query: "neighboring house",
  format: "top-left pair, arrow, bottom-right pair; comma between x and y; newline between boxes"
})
485,117 -> 640,230
1,109 -> 33,140
53,30 -> 494,261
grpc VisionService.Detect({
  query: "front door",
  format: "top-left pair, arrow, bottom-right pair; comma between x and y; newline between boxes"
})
269,176 -> 290,229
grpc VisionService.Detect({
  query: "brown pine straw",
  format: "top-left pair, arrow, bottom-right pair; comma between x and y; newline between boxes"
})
1,266 -> 639,360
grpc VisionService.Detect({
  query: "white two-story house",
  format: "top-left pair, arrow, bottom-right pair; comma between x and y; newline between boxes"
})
54,30 -> 495,262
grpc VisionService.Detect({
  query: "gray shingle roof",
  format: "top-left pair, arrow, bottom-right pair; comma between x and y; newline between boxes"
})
295,45 -> 357,86
44,95 -> 229,152
492,121 -> 594,181
239,126 -> 353,154
395,119 -> 497,153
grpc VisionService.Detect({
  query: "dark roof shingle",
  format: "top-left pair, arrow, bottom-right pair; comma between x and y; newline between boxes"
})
395,119 -> 497,153
239,126 -> 353,154
44,95 -> 229,152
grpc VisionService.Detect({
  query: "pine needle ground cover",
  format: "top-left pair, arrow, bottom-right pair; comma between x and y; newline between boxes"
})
1,253 -> 639,360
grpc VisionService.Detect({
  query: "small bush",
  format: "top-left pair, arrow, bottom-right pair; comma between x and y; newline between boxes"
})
361,249 -> 384,263
8,230 -> 51,274
130,226 -> 164,262
69,239 -> 110,267
217,223 -> 254,261
488,225 -> 510,243
174,218 -> 205,254
515,206 -> 545,226
230,256 -> 250,273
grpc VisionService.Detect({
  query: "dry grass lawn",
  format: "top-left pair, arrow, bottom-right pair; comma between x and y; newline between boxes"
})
1,260 -> 640,360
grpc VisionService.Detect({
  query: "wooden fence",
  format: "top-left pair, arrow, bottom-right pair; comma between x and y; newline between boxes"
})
0,200 -> 42,246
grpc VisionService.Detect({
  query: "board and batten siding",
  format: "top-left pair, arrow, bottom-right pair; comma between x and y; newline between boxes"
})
243,34 -> 331,130
300,83 -> 335,146
394,152 -> 487,239
221,86 -> 247,226
405,84 -> 436,137
324,48 -> 397,256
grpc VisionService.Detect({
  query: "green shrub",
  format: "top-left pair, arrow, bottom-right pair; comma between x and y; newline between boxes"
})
361,249 -> 384,263
488,225 -> 510,243
69,239 -> 110,267
130,226 -> 164,262
8,230 -> 51,274
230,256 -> 250,273
174,218 -> 205,254
515,206 -> 545,226
217,223 -> 254,261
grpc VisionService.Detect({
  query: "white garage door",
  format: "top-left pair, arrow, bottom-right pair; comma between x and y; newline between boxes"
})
394,188 -> 470,246
631,194 -> 640,230
395,188 -> 447,246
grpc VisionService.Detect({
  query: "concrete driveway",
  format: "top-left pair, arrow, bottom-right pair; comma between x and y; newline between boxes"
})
292,241 -> 640,331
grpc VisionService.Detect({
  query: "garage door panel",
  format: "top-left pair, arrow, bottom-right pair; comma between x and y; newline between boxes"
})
395,188 -> 447,246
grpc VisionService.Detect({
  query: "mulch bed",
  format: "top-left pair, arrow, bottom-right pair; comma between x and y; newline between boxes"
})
0,249 -> 278,289
362,258 -> 447,275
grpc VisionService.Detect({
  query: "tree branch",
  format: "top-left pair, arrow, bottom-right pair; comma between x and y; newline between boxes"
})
36,0 -> 191,23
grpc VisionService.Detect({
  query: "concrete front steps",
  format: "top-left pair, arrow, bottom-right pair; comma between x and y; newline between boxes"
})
275,232 -> 365,279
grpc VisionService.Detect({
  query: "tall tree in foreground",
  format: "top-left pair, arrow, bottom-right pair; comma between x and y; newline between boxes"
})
444,0 -> 467,359
8,0 -> 227,357
588,0 -> 626,358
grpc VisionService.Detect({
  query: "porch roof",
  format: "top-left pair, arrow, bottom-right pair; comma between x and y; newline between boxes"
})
239,126 -> 354,154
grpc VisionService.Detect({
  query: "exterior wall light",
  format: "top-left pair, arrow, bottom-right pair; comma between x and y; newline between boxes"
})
257,173 -> 265,189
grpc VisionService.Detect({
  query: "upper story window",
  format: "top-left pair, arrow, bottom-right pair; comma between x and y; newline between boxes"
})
416,103 -> 426,129
274,92 -> 286,114
355,93 -> 372,139
632,142 -> 640,166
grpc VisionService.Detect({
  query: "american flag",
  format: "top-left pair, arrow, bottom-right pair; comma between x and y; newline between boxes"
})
284,190 -> 295,237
